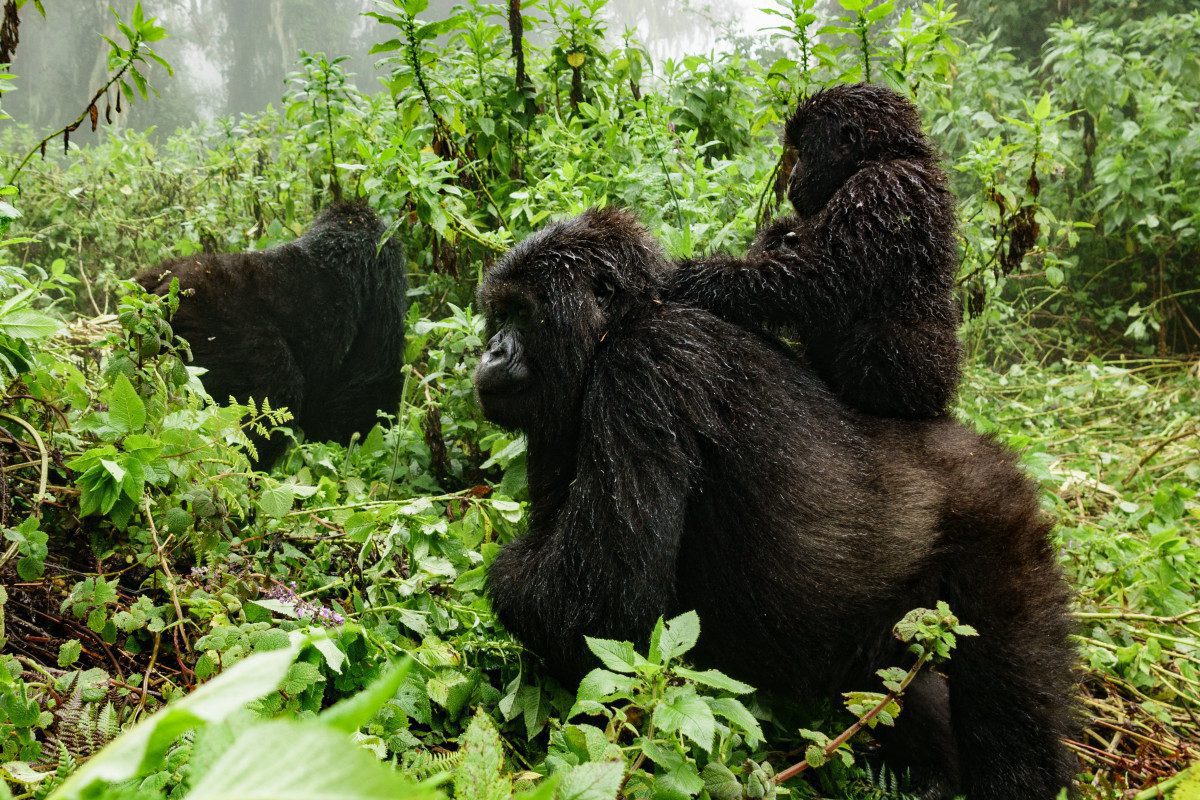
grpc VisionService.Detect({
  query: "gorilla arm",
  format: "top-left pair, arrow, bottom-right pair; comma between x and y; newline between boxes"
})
666,162 -> 934,334
485,342 -> 698,681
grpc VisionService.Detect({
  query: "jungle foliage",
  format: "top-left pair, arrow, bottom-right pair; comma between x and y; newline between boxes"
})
0,0 -> 1196,798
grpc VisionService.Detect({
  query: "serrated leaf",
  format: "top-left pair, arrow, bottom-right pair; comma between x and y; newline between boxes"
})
652,687 -> 716,752
455,711 -> 510,800
659,611 -> 700,660
281,661 -> 325,696
58,640 -> 82,667
584,638 -> 641,674
701,762 -> 741,800
1033,92 -> 1052,121
556,761 -> 623,800
708,697 -> 763,746
574,669 -> 635,706
107,374 -> 146,434
674,667 -> 754,694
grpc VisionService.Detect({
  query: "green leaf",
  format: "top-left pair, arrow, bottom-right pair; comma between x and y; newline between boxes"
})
107,374 -> 146,434
0,309 -> 61,340
584,637 -> 642,674
57,640 -> 82,667
652,687 -> 716,752
556,761 -> 623,800
708,697 -> 763,746
701,762 -> 741,800
312,657 -> 398,724
574,669 -> 635,705
1032,92 -> 1052,122
281,661 -> 325,696
184,720 -> 438,799
258,483 -> 295,518
674,667 -> 754,695
659,611 -> 700,660
454,711 -> 510,800
51,636 -> 305,799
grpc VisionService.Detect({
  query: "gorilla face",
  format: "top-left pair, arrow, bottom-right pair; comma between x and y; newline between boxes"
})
474,285 -> 563,431
474,209 -> 669,434
786,114 -> 858,218
784,83 -> 934,219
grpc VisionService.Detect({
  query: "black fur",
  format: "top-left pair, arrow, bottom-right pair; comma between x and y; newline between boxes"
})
478,208 -> 1076,799
667,83 -> 962,419
137,203 -> 408,465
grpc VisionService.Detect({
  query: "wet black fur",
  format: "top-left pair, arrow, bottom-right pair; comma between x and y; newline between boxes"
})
667,83 -> 962,419
479,208 -> 1076,799
137,203 -> 408,465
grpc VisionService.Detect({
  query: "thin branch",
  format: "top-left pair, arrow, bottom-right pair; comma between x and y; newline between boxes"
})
0,411 -> 49,507
774,653 -> 932,784
7,34 -> 143,185
1122,427 -> 1199,486
142,497 -> 191,656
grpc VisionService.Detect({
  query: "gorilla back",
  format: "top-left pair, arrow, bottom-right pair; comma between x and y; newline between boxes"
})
137,203 -> 407,465
478,209 -> 1076,799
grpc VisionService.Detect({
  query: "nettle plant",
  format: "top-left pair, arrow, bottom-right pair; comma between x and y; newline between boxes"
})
550,612 -> 766,800
532,605 -> 976,799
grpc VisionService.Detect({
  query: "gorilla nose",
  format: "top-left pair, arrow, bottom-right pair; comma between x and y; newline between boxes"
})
476,331 -> 529,394
481,334 -> 514,369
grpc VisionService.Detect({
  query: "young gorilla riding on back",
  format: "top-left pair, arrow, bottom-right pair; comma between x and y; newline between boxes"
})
668,83 -> 962,418
477,209 -> 1076,799
137,203 -> 407,466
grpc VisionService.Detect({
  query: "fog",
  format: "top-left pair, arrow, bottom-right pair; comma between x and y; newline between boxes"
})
1,0 -> 781,140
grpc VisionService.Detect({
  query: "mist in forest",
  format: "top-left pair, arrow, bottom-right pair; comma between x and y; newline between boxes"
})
1,0 -> 776,139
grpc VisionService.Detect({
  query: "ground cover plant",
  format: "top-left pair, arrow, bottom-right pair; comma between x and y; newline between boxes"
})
0,0 -> 1196,798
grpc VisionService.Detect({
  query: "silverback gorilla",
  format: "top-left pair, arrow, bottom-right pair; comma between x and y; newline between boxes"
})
477,209 -> 1076,799
668,83 -> 962,418
137,203 -> 407,465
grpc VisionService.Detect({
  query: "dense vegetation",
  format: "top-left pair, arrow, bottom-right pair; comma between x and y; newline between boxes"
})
0,0 -> 1196,798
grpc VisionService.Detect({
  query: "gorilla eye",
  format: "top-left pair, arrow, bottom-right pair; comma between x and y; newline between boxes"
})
593,277 -> 617,308
500,301 -> 534,328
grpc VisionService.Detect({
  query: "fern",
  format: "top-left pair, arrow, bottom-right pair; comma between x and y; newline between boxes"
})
52,674 -> 123,760
401,748 -> 464,783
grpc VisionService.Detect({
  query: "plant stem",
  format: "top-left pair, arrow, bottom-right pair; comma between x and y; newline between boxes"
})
774,653 -> 931,784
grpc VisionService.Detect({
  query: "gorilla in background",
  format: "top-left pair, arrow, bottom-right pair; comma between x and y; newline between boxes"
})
668,83 -> 962,419
477,209 -> 1076,799
137,203 -> 407,466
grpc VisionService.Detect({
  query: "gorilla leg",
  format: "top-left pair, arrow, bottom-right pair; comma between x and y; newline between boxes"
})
816,318 -> 961,419
941,518 -> 1077,799
300,370 -> 403,444
873,670 -> 961,799
184,326 -> 304,466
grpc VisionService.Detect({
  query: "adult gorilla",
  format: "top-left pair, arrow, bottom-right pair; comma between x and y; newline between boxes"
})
138,203 -> 407,465
476,208 -> 1076,799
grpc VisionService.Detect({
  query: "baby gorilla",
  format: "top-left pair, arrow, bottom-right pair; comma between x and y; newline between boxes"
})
137,203 -> 407,465
478,208 -> 1076,799
668,83 -> 961,418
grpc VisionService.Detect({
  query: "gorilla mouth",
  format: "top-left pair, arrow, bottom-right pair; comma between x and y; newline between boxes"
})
474,378 -> 530,400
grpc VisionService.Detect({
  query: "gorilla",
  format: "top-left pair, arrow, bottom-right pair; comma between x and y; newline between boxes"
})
137,203 -> 407,465
477,209 -> 1076,799
668,83 -> 962,419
